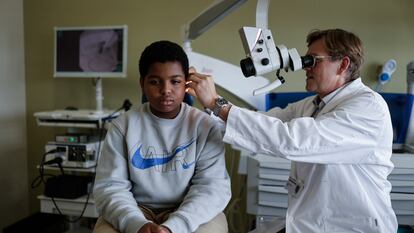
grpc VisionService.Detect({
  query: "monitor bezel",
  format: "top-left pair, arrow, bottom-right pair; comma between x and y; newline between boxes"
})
53,25 -> 128,78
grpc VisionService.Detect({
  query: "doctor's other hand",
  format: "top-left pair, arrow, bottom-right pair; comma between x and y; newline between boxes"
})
186,67 -> 218,110
137,222 -> 171,233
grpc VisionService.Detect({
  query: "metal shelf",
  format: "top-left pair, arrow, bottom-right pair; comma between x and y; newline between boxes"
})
38,195 -> 99,218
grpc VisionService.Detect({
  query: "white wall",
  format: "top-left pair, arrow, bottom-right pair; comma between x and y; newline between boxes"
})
0,0 -> 29,229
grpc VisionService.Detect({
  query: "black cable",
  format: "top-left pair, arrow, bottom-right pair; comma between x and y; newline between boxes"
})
61,99 -> 129,222
88,97 -> 132,191
51,192 -> 91,223
31,148 -> 86,223
46,161 -> 93,223
61,100 -> 125,222
87,104 -> 119,191
101,99 -> 132,122
31,149 -> 59,189
44,157 -> 65,175
33,100 -> 129,223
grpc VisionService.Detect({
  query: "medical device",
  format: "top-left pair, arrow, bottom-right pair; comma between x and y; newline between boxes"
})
183,0 -> 269,111
44,141 -> 101,168
54,25 -> 127,78
239,27 -> 314,95
239,28 -> 314,78
54,25 -> 128,113
238,0 -> 314,95
379,59 -> 397,85
375,59 -> 397,92
184,0 -> 311,101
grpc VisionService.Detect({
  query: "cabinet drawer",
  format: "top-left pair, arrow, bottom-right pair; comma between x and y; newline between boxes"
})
258,174 -> 288,186
258,185 -> 288,206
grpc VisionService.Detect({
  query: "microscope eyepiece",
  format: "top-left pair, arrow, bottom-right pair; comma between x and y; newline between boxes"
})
301,55 -> 315,69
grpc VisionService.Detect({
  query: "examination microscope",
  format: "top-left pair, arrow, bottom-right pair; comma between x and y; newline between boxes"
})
239,26 -> 314,95
237,0 -> 315,95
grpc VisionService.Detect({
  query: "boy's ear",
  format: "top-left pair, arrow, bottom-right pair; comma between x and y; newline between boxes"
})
139,78 -> 144,88
141,94 -> 148,103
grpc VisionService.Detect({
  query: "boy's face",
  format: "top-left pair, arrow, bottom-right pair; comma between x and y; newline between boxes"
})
140,61 -> 186,119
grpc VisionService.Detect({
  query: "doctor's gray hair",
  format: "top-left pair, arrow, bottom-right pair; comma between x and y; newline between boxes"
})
306,29 -> 364,81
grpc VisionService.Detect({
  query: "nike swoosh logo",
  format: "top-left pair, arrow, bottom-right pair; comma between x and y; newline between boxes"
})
131,140 -> 195,169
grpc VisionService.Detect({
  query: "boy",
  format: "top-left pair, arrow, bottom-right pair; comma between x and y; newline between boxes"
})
93,40 -> 231,233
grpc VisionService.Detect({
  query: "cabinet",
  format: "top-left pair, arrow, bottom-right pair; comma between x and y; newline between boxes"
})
33,109 -> 119,232
245,152 -> 414,230
389,152 -> 414,225
245,154 -> 289,232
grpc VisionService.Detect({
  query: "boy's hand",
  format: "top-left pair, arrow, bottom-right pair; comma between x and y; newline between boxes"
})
137,222 -> 171,233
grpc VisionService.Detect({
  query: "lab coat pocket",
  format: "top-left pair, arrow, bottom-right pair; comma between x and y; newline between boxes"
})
322,216 -> 379,233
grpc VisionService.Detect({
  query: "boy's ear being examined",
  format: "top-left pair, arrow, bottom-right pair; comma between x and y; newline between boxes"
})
140,77 -> 144,88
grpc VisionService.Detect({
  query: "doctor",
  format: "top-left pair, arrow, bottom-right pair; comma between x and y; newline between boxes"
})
186,28 -> 398,233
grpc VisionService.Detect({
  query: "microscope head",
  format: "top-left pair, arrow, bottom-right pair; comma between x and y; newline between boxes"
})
238,26 -> 314,95
239,27 -> 313,78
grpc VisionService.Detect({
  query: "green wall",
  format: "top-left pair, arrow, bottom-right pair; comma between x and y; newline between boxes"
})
24,0 -> 414,229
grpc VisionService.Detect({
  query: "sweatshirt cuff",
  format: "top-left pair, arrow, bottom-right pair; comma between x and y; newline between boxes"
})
162,214 -> 191,233
124,216 -> 150,233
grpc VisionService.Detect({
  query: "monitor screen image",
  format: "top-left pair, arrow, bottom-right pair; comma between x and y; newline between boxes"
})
54,25 -> 128,78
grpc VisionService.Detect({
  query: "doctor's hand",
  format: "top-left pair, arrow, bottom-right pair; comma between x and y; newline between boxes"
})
137,222 -> 171,233
186,67 -> 218,110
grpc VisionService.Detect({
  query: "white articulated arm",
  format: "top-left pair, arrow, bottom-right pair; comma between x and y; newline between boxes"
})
183,0 -> 270,111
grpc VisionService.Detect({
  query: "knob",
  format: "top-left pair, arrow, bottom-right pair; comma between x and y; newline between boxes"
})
261,58 -> 269,65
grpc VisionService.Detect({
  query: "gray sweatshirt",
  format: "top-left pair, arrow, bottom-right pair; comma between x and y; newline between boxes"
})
93,103 -> 231,233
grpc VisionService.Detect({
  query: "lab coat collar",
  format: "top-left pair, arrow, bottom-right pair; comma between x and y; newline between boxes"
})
321,78 -> 360,103
318,78 -> 364,115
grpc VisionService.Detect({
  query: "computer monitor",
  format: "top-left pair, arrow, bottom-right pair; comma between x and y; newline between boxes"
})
54,25 -> 128,78
53,25 -> 128,112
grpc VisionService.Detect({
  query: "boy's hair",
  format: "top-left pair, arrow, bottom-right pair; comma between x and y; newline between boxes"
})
139,40 -> 189,79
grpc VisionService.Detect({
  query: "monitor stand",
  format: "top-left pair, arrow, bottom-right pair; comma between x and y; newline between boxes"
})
95,77 -> 104,114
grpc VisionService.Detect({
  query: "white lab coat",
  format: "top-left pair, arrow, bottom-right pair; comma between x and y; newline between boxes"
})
223,79 -> 398,233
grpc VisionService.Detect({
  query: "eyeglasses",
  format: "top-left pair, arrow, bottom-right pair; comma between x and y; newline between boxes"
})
311,55 -> 333,67
302,54 -> 342,69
